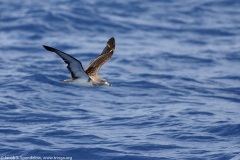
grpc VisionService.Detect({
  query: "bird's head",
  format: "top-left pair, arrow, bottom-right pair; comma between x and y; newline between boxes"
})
100,78 -> 111,86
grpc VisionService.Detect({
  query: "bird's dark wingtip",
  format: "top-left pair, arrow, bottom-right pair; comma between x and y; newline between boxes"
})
109,37 -> 115,42
107,37 -> 115,48
43,45 -> 57,52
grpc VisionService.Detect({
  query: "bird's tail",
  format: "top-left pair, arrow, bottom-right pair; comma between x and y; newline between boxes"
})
59,79 -> 73,83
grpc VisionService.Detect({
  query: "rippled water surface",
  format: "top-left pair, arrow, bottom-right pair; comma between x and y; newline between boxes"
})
0,0 -> 240,160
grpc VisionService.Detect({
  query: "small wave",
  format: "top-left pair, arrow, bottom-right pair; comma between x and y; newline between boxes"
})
205,124 -> 240,137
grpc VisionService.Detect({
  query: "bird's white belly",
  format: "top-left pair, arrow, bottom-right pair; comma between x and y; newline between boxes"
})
70,79 -> 94,87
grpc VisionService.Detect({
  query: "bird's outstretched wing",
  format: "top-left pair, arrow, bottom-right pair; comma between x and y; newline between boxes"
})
43,45 -> 89,80
85,37 -> 115,77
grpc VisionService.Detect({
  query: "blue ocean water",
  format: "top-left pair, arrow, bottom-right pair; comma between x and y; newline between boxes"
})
0,0 -> 240,159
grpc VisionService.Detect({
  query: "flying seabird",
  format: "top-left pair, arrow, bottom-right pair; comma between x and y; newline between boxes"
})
43,37 -> 115,87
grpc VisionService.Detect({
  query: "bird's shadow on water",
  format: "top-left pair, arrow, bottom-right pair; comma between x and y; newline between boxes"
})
24,73 -> 74,87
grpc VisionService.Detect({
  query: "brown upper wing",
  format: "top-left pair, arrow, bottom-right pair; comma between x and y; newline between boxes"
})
85,37 -> 115,77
